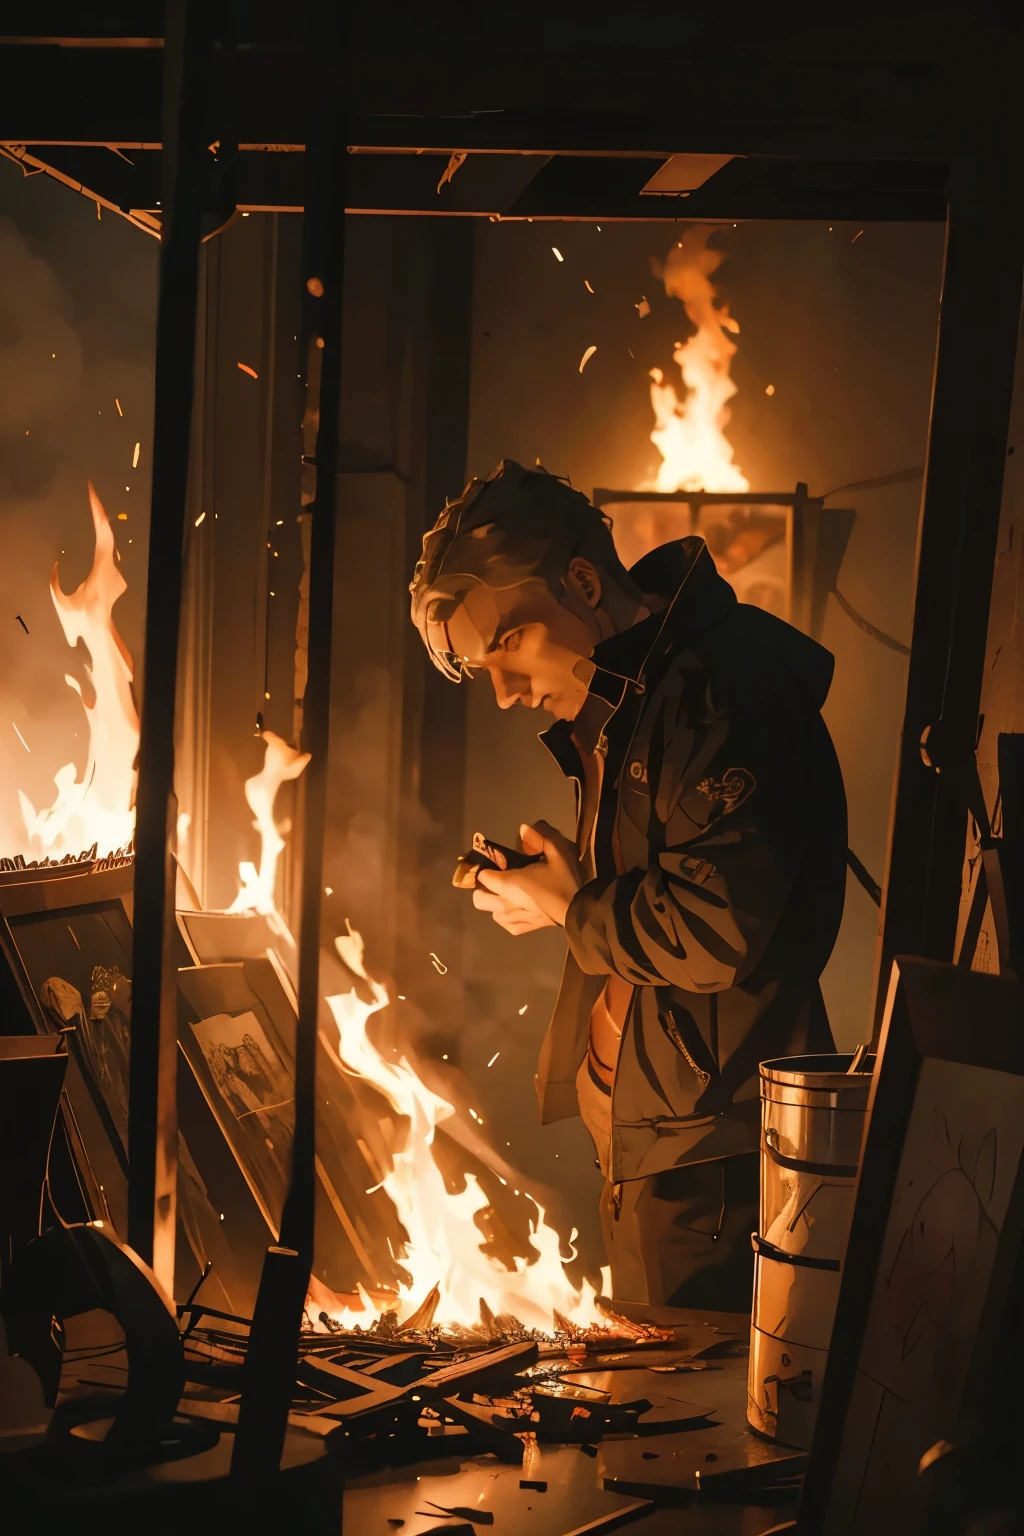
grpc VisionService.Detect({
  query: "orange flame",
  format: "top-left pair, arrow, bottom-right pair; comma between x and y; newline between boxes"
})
324,923 -> 609,1333
645,228 -> 749,494
227,730 -> 310,916
15,484 -> 139,861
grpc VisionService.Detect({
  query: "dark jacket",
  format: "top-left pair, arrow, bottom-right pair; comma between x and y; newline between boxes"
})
535,537 -> 847,1182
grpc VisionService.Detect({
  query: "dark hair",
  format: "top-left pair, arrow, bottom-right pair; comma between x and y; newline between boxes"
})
410,459 -> 631,636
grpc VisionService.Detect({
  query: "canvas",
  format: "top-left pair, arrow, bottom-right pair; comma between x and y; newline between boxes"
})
798,957 -> 1024,1535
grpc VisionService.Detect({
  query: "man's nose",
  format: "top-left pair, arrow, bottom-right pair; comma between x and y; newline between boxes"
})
491,669 -> 525,709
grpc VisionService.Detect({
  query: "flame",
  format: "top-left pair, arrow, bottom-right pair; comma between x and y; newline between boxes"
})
324,923 -> 609,1334
645,227 -> 749,494
13,483 -> 139,862
226,730 -> 310,915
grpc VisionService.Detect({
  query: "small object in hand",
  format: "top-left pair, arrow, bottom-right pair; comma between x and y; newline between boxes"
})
453,831 -> 543,890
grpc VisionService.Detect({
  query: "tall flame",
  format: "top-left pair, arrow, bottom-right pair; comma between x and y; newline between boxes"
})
15,483 -> 139,862
227,730 -> 311,915
646,227 -> 749,494
325,924 -> 608,1332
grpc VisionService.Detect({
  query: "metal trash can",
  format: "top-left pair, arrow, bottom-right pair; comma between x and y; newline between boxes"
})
747,1052 -> 874,1449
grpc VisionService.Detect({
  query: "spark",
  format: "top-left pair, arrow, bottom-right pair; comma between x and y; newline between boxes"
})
237,362 -> 259,379
552,247 -> 564,262
132,442 -> 140,468
325,886 -> 333,895
518,1004 -> 528,1015
115,399 -> 123,415
584,280 -> 595,294
67,925 -> 80,949
765,384 -> 775,396
852,229 -> 864,244
194,511 -> 206,527
635,297 -> 651,318
487,1052 -> 500,1068
429,952 -> 448,975
117,513 -> 128,521
579,345 -> 597,373
12,722 -> 30,752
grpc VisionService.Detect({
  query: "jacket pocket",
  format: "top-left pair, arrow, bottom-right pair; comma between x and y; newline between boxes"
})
655,989 -> 718,1089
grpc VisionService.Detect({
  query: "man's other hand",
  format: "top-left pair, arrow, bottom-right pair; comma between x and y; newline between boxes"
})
473,821 -> 584,933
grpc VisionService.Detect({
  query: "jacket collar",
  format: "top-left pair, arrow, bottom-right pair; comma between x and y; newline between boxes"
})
540,538 -> 734,776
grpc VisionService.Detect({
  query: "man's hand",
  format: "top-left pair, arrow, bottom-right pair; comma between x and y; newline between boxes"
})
473,821 -> 584,934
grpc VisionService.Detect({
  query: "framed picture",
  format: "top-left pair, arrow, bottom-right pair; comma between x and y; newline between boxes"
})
797,956 -> 1024,1534
591,486 -> 854,642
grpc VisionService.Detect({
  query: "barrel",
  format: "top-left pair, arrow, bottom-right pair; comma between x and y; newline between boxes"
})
747,1052 -> 874,1450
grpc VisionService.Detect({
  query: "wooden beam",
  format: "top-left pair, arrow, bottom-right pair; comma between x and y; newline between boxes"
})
873,157 -> 1024,1034
230,0 -> 345,1479
127,0 -> 209,1292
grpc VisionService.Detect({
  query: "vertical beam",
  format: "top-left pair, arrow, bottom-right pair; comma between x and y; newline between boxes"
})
873,157 -> 1024,1033
231,0 -> 345,1479
399,221 -> 475,1017
127,1 -> 209,1292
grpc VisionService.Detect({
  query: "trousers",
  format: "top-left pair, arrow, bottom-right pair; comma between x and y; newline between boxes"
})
600,1152 -> 759,1313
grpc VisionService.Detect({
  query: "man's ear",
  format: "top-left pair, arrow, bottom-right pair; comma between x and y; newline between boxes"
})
565,557 -> 603,609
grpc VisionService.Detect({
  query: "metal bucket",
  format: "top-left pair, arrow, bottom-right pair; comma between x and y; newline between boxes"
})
746,1052 -> 874,1449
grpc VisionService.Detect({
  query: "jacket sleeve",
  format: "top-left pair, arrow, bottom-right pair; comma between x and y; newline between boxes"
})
564,692 -> 814,993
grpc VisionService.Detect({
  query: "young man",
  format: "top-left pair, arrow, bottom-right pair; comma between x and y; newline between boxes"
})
410,459 -> 847,1311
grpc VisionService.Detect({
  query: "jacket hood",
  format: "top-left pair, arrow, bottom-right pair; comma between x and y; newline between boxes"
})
591,536 -> 834,712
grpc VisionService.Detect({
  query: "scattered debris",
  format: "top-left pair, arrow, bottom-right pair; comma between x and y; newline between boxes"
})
437,151 -> 468,193
579,345 -> 597,373
422,1502 -> 493,1525
14,614 -> 28,634
635,297 -> 651,318
238,362 -> 259,380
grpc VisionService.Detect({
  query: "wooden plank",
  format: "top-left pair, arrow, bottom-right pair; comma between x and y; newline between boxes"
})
126,0 -> 210,1293
873,155 -> 1024,1030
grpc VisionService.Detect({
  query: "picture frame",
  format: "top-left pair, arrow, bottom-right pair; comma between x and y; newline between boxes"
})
591,485 -> 855,642
797,955 -> 1024,1534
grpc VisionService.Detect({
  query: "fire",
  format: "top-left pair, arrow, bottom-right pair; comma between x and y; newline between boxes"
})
224,739 -> 604,1334
324,923 -> 609,1334
11,483 -> 138,864
226,730 -> 310,917
645,227 -> 749,494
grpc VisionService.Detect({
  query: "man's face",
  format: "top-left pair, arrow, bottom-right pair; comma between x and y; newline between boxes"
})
435,577 -> 599,719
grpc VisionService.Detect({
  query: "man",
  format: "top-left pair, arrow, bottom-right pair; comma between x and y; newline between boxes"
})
409,460 -> 847,1311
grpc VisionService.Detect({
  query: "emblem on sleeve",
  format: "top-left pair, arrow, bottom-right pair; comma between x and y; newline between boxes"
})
696,766 -> 756,818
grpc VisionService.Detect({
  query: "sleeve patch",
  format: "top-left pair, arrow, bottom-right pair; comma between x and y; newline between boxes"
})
695,766 -> 756,820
